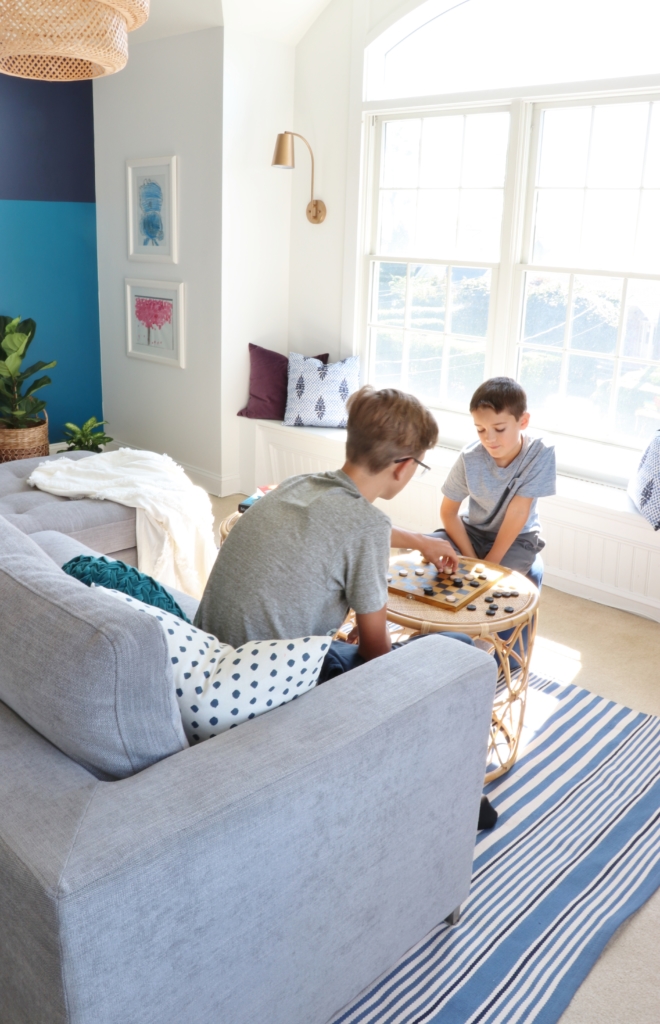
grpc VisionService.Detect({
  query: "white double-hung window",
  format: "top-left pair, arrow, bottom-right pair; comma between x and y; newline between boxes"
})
361,1 -> 660,484
367,109 -> 509,411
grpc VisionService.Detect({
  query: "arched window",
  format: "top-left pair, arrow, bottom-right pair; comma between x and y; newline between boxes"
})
361,0 -> 660,480
365,0 -> 660,101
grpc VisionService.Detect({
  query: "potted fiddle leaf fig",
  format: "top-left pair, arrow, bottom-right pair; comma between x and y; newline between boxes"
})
0,316 -> 56,462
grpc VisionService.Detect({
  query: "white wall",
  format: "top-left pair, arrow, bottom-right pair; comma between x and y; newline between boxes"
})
94,28 -> 224,492
221,28 -> 295,495
288,0 -> 354,359
288,0 -> 406,360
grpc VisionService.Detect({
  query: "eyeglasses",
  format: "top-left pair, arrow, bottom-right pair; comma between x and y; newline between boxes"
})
393,456 -> 431,476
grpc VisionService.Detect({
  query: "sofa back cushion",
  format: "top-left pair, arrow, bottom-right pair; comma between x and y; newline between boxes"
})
0,517 -> 187,778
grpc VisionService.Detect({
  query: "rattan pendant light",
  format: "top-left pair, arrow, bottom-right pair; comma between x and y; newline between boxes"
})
0,0 -> 149,81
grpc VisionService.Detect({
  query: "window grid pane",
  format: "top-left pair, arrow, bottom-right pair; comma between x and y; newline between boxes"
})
370,260 -> 489,409
371,109 -> 505,408
518,270 -> 660,445
377,112 -> 509,263
521,100 -> 660,449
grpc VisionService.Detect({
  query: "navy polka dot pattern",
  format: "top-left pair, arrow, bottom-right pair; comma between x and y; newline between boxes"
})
99,588 -> 329,744
283,352 -> 359,428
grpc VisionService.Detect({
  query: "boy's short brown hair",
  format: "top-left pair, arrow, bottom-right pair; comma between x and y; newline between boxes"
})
345,386 -> 438,473
470,377 -> 527,420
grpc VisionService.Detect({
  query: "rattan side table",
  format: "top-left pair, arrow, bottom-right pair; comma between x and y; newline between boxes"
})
218,511 -> 241,544
386,554 -> 539,782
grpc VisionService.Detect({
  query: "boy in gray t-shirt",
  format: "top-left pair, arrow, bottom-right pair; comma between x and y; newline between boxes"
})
195,386 -> 462,666
438,378 -> 556,585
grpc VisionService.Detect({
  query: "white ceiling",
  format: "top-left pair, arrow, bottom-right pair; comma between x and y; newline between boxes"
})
131,0 -> 334,47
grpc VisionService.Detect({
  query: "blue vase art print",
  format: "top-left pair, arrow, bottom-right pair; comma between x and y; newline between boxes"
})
139,177 -> 164,247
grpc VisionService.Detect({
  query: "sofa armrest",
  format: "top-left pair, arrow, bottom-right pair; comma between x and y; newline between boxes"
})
51,637 -> 495,1024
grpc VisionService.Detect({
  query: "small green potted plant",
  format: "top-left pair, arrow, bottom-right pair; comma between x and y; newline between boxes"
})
0,316 -> 56,462
61,416 -> 113,454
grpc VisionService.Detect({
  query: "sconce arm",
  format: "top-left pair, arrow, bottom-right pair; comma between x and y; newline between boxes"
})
289,132 -> 315,203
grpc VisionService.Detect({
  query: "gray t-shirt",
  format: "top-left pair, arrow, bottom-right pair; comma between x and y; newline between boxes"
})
194,470 -> 391,647
441,435 -> 556,534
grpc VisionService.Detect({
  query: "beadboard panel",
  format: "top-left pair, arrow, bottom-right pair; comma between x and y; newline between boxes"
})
248,421 -> 660,622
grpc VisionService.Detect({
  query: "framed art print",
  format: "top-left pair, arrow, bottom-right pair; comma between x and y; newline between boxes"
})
126,279 -> 185,368
127,156 -> 178,263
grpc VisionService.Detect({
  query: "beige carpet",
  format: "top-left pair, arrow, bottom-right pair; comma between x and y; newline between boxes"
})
532,587 -> 660,1024
211,496 -> 660,1021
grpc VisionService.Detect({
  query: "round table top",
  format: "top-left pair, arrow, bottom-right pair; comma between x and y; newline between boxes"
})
386,554 -> 539,636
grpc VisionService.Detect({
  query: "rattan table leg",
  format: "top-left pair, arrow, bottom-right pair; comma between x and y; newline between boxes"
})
485,608 -> 538,783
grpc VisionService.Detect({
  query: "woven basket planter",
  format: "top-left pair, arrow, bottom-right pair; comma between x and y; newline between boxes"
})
0,414 -> 49,464
0,0 -> 149,82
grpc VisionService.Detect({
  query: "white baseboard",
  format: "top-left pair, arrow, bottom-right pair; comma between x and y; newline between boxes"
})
544,570 -> 660,623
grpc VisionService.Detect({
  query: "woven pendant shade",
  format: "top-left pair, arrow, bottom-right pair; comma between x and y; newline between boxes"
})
0,0 -> 149,82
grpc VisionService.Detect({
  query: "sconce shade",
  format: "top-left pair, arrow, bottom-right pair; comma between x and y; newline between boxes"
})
0,0 -> 149,82
272,132 -> 295,169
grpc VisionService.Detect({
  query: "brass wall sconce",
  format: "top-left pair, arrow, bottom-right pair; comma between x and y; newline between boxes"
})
272,132 -> 327,224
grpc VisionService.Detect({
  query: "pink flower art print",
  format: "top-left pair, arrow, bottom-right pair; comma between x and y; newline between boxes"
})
134,296 -> 173,347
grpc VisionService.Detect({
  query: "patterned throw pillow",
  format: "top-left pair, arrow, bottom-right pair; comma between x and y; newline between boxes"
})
63,554 -> 190,622
97,587 -> 330,743
284,352 -> 359,428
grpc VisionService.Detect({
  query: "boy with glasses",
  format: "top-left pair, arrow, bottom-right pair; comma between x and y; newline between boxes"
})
196,386 -> 497,829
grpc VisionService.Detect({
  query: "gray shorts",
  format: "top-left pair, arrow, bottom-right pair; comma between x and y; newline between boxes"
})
432,522 -> 544,575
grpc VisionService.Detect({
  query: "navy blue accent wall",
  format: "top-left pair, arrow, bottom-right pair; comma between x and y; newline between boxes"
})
0,76 -> 102,441
0,77 -> 95,202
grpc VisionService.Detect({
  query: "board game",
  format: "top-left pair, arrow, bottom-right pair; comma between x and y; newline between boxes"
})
387,554 -> 504,611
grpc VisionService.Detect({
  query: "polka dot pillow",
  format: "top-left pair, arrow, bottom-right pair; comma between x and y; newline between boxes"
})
97,587 -> 330,743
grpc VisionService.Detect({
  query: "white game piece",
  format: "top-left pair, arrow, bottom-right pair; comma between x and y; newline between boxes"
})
474,563 -> 485,572
399,569 -> 408,577
465,574 -> 475,581
445,594 -> 457,603
386,575 -> 392,583
414,568 -> 425,576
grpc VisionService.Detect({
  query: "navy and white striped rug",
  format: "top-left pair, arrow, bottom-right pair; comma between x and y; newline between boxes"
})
334,674 -> 660,1024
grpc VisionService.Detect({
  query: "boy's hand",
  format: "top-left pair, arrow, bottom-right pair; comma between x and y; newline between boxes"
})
417,535 -> 460,573
390,527 -> 459,572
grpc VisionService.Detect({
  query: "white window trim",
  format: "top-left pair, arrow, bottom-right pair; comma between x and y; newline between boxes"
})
358,80 -> 660,486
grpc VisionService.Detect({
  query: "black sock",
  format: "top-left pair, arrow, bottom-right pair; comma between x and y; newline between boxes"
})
478,796 -> 498,830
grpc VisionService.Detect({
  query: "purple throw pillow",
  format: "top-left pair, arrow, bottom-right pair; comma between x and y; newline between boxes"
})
238,343 -> 329,420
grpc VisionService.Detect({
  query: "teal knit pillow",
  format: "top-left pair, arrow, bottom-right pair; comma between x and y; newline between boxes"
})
62,555 -> 191,623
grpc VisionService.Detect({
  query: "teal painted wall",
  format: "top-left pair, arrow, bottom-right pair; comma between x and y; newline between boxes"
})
0,77 -> 101,441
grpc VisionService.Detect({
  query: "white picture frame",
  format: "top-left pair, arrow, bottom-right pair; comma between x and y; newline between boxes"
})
127,156 -> 178,263
126,279 -> 185,368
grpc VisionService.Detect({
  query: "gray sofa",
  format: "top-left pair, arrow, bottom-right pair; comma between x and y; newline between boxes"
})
0,474 -> 497,1024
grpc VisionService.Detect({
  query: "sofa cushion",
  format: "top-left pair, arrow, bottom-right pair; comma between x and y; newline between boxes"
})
0,517 -> 187,778
0,452 -> 136,553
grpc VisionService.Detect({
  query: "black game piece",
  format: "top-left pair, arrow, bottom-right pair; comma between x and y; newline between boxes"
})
493,591 -> 502,598
486,608 -> 496,616
484,596 -> 494,603
502,590 -> 511,598
423,586 -> 434,595
490,604 -> 499,611
469,580 -> 480,588
504,605 -> 515,613
467,603 -> 477,610
511,590 -> 519,597
452,578 -> 463,586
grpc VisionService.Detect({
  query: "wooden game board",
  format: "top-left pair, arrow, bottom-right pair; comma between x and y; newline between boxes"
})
387,554 -> 504,611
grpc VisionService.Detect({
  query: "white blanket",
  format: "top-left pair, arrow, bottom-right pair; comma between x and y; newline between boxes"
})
28,449 -> 217,598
